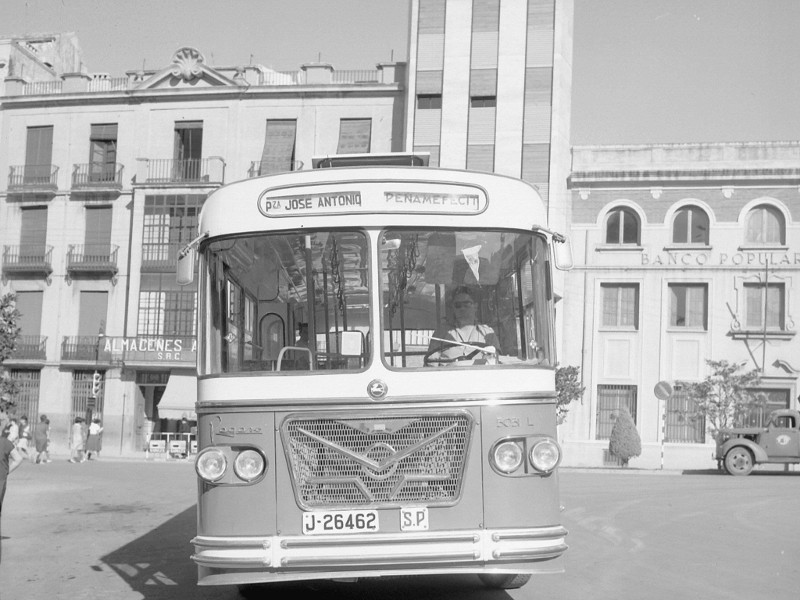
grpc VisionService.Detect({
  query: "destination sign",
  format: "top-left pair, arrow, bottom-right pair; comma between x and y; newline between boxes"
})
258,184 -> 487,217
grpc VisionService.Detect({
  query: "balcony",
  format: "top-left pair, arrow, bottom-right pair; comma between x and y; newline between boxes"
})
71,163 -> 124,196
66,244 -> 119,284
247,160 -> 305,178
135,158 -> 225,186
2,245 -> 54,283
10,335 -> 47,361
61,336 -> 112,363
8,164 -> 59,197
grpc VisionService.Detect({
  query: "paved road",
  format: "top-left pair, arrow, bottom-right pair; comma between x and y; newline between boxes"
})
1,458 -> 798,600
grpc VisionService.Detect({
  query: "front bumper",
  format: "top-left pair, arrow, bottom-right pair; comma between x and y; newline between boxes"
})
192,526 -> 568,585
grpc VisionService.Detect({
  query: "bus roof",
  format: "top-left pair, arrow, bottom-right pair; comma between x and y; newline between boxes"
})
199,166 -> 549,237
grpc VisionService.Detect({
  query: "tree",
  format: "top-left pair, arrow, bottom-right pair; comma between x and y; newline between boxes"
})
555,365 -> 585,424
677,359 -> 761,437
0,293 -> 22,418
608,408 -> 641,467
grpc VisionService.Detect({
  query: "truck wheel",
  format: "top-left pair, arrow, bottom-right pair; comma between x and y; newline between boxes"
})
478,573 -> 532,589
724,447 -> 754,476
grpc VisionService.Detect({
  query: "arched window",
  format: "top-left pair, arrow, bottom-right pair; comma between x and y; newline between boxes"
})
672,206 -> 709,244
746,205 -> 784,245
605,207 -> 639,245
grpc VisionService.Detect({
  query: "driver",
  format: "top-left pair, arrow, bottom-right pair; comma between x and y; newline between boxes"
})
425,286 -> 500,365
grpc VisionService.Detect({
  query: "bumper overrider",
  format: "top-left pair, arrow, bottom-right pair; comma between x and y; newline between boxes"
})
192,526 -> 568,584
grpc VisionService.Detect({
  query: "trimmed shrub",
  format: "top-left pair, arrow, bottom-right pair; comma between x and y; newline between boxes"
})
608,408 -> 641,467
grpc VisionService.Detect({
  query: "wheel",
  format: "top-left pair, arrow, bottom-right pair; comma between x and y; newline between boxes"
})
238,584 -> 268,598
724,447 -> 754,476
478,573 -> 532,589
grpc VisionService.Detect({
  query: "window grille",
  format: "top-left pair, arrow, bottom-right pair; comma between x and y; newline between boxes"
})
596,384 -> 637,440
665,388 -> 705,443
10,369 -> 41,420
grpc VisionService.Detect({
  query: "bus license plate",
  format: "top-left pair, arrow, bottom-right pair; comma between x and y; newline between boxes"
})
302,510 -> 379,535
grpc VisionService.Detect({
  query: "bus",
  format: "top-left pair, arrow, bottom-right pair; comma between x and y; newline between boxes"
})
179,155 -> 572,591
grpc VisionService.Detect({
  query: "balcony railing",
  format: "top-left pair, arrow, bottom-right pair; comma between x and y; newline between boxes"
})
66,244 -> 119,283
247,160 -> 305,178
8,164 -> 59,192
72,163 -> 124,190
136,157 -> 225,185
2,245 -> 54,280
12,335 -> 47,361
61,336 -> 112,362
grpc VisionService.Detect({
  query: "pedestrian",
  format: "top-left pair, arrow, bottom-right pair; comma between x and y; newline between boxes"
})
4,418 -> 18,445
86,418 -> 103,460
17,416 -> 31,462
69,417 -> 86,463
33,414 -> 51,464
1,423 -> 24,564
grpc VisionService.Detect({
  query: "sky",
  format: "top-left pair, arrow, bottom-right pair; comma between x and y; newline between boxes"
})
4,0 -> 800,146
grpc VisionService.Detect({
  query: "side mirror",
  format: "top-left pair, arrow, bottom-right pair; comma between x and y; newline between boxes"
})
553,236 -> 573,271
176,247 -> 196,285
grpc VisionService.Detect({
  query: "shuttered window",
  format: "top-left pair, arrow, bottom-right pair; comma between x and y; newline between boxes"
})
85,206 -> 112,247
259,119 -> 297,174
470,68 -> 497,96
466,145 -> 494,173
24,126 -> 54,182
337,119 -> 372,154
89,123 -> 118,181
15,291 -> 44,337
78,291 -> 108,336
416,70 -> 443,94
20,206 -> 48,248
419,0 -> 446,33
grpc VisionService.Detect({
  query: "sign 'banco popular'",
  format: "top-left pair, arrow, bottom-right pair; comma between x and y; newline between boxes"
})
641,250 -> 800,267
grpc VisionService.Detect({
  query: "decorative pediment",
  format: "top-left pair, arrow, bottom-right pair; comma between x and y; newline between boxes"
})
134,47 -> 241,90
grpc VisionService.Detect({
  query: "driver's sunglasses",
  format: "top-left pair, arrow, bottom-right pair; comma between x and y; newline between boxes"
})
453,300 -> 474,308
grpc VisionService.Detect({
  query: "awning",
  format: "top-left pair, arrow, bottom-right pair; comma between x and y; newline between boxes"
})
157,371 -> 197,419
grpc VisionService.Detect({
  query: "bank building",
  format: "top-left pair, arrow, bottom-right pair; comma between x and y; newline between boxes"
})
0,0 -> 797,468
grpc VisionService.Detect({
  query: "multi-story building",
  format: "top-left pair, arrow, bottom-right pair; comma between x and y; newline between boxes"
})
0,33 -> 405,454
561,142 -> 800,468
4,5 -> 795,470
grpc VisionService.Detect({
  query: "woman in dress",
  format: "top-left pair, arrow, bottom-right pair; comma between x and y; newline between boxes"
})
85,418 -> 103,460
33,414 -> 50,464
69,417 -> 86,463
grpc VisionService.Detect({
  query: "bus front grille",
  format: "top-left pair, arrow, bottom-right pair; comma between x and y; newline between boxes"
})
281,411 -> 473,509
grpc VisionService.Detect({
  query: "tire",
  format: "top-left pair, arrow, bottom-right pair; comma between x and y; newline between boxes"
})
724,447 -> 754,476
238,584 -> 268,599
478,573 -> 532,589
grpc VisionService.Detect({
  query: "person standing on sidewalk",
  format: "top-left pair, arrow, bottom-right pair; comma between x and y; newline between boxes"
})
1,428 -> 24,563
85,418 -> 103,460
69,417 -> 86,463
16,416 -> 31,462
33,414 -> 51,464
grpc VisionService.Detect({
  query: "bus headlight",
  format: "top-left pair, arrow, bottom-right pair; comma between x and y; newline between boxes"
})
529,438 -> 561,473
234,449 -> 266,482
196,448 -> 227,482
491,440 -> 524,474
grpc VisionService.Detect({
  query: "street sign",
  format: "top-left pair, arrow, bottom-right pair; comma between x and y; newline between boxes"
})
654,380 -> 673,400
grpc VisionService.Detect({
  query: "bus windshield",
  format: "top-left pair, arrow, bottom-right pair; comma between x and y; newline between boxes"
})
201,227 -> 551,375
381,229 -> 551,368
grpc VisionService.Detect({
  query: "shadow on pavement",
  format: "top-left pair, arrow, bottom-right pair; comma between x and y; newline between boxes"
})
682,468 -> 800,476
100,506 -> 511,600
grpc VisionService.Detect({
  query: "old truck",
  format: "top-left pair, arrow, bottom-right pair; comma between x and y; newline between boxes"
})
715,409 -> 800,476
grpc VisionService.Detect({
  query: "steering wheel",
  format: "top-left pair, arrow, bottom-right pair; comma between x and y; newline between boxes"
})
424,342 -> 484,366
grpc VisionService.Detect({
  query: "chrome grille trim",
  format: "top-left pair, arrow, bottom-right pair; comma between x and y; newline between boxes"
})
281,410 -> 474,509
